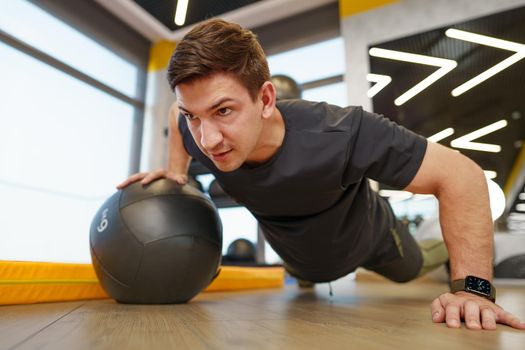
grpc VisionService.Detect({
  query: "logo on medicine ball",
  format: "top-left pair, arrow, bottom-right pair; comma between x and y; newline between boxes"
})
97,208 -> 109,233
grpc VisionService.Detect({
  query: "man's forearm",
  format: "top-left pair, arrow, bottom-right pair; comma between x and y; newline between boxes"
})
167,143 -> 191,174
167,105 -> 192,174
436,162 -> 493,281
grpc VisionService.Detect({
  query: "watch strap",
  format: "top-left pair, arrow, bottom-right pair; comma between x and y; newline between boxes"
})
450,278 -> 465,293
450,276 -> 496,302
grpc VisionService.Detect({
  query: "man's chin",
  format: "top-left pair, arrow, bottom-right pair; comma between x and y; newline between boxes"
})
212,160 -> 241,172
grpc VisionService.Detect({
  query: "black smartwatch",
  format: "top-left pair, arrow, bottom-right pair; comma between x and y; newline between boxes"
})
450,275 -> 496,302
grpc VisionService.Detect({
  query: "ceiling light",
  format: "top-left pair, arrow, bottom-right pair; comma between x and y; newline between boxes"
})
450,119 -> 507,153
427,128 -> 455,143
378,190 -> 412,198
445,29 -> 525,96
517,204 -> 525,212
412,194 -> 436,201
369,48 -> 457,106
366,73 -> 392,98
483,170 -> 497,179
519,193 -> 525,200
378,190 -> 413,204
487,179 -> 506,221
174,0 -> 189,26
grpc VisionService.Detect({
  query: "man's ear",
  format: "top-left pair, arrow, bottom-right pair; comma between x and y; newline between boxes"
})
259,81 -> 276,119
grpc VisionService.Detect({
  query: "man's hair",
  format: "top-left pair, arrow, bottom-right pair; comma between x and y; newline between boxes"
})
167,19 -> 270,101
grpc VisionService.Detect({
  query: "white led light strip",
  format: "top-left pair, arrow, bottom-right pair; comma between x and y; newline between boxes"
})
369,48 -> 457,106
445,29 -> 525,97
450,119 -> 507,153
366,73 -> 392,98
174,0 -> 189,26
428,128 -> 455,143
484,170 -> 497,179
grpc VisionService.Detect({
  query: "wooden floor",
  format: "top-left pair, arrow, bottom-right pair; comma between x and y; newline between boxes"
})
1,276 -> 525,350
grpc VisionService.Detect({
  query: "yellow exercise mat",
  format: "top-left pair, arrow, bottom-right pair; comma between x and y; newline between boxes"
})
0,260 -> 284,306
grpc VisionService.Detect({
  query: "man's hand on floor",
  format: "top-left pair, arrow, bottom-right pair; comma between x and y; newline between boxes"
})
431,291 -> 525,330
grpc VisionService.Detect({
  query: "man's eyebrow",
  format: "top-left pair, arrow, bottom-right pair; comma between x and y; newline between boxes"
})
178,105 -> 191,114
178,98 -> 235,115
208,98 -> 235,112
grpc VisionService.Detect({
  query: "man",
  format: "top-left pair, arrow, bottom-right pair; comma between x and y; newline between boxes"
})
118,19 -> 525,331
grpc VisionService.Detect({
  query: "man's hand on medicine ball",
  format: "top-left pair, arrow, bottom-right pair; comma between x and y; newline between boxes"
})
139,169 -> 188,186
169,173 -> 189,185
116,169 -> 188,189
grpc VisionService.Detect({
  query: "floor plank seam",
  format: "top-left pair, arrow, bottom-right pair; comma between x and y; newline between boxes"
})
7,302 -> 86,350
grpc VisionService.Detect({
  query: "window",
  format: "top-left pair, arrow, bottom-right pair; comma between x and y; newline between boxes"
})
0,0 -> 139,98
218,208 -> 259,256
196,174 -> 263,259
267,37 -> 345,84
268,37 -> 347,107
0,0 -> 146,263
302,82 -> 348,107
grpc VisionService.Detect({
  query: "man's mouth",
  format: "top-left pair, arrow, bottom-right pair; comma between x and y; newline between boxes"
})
210,149 -> 232,161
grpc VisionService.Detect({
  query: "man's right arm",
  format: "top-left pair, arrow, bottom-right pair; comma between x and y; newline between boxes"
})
165,103 -> 193,182
116,103 -> 192,189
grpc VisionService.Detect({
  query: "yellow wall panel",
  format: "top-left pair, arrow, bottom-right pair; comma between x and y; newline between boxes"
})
148,40 -> 177,72
339,0 -> 399,18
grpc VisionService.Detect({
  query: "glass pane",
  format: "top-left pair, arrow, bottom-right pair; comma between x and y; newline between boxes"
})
196,175 -> 281,263
218,207 -> 258,256
267,37 -> 345,84
196,173 -> 215,193
303,82 -> 348,107
0,41 -> 134,263
265,242 -> 282,264
0,0 -> 139,98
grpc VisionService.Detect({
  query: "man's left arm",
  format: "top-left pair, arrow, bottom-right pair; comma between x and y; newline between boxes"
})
403,141 -> 525,331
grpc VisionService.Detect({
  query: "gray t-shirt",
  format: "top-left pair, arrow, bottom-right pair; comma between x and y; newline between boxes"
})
179,100 -> 427,282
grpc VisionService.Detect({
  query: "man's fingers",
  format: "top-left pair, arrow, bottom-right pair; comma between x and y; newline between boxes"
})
141,173 -> 161,185
141,169 -> 167,185
173,174 -> 189,185
445,303 -> 462,328
463,300 -> 481,330
116,180 -> 129,189
140,175 -> 154,185
496,310 -> 525,330
430,298 -> 445,323
480,307 -> 497,330
434,292 -> 525,331
117,170 -> 187,189
116,173 -> 146,189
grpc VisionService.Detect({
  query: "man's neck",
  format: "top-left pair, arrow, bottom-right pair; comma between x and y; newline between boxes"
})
244,107 -> 285,166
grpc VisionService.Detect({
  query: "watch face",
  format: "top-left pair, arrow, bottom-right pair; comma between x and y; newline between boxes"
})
465,276 -> 492,296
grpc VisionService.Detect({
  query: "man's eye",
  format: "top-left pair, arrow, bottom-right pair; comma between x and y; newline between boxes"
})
218,108 -> 232,116
185,113 -> 196,120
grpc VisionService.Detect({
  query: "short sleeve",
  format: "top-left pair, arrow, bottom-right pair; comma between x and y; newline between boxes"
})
343,108 -> 428,189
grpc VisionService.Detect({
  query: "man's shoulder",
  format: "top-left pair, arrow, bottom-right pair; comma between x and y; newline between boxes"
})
276,99 -> 362,133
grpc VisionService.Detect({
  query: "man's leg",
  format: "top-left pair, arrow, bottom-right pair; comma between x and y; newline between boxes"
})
283,261 -> 316,288
362,219 -> 448,283
413,215 -> 450,276
417,238 -> 449,277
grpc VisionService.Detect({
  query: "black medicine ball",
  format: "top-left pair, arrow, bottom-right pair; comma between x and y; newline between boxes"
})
225,238 -> 257,263
270,74 -> 303,100
89,179 -> 222,304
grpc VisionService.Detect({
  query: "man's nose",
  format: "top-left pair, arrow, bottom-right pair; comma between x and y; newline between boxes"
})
200,120 -> 223,151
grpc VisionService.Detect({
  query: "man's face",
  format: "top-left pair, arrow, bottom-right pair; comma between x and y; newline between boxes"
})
175,72 -> 264,172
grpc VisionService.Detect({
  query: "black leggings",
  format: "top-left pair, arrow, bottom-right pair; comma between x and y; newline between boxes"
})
284,220 -> 425,284
361,219 -> 423,283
